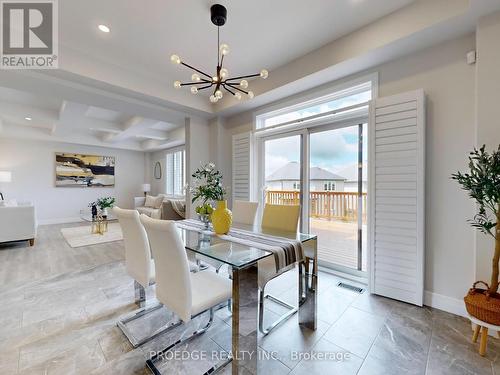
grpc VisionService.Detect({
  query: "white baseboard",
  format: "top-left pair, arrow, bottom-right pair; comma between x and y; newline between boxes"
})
424,290 -> 467,317
38,217 -> 83,225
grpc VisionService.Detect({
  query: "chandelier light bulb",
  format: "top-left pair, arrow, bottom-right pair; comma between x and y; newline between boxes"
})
170,54 -> 181,64
191,73 -> 200,82
247,91 -> 254,99
191,86 -> 198,94
235,92 -> 242,100
174,80 -> 182,89
260,69 -> 269,79
219,43 -> 230,56
209,95 -> 217,103
240,79 -> 248,89
220,68 -> 229,78
215,90 -> 223,99
212,76 -> 219,83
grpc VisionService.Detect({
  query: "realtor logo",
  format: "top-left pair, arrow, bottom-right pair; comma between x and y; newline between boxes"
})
1,0 -> 58,69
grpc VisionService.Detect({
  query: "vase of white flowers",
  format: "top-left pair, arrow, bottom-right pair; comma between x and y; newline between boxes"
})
190,163 -> 232,234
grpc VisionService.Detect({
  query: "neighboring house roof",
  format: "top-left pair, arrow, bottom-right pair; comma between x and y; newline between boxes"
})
266,161 -> 346,182
336,162 -> 368,182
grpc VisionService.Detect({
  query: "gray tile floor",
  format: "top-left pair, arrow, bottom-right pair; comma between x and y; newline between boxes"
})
0,224 -> 499,374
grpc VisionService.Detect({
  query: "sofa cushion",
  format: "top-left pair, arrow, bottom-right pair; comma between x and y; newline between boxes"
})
144,195 -> 164,209
136,206 -> 162,219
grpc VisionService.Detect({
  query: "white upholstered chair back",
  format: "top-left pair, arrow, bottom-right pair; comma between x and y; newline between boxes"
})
232,200 -> 258,226
140,215 -> 193,322
114,207 -> 153,288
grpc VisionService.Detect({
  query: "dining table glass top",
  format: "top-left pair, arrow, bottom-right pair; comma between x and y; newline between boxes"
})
177,221 -> 317,269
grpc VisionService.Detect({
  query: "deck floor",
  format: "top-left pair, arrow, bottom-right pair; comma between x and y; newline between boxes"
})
309,218 -> 367,271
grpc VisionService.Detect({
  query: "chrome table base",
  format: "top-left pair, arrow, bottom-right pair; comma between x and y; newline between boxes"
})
299,237 -> 318,331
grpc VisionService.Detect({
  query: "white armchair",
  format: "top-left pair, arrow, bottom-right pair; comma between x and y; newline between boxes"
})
0,203 -> 37,246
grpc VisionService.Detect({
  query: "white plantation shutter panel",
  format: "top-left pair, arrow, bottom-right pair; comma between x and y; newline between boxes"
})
166,152 -> 174,195
232,132 -> 252,201
173,151 -> 182,195
369,89 -> 425,306
165,150 -> 185,196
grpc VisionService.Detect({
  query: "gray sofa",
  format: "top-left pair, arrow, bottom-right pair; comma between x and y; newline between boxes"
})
134,195 -> 185,220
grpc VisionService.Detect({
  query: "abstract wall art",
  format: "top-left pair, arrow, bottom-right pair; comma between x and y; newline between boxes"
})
55,153 -> 115,187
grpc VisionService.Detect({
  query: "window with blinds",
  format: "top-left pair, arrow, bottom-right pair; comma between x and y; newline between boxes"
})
165,149 -> 186,196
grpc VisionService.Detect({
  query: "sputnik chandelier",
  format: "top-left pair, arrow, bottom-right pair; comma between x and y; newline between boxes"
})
170,4 -> 268,103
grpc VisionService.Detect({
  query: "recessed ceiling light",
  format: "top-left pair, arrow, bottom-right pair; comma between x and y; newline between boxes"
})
98,24 -> 110,33
25,117 -> 32,121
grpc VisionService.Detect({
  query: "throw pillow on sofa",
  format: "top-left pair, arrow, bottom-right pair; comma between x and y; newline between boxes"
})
144,195 -> 164,209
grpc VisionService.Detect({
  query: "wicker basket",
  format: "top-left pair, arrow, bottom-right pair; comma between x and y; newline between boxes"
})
464,281 -> 500,325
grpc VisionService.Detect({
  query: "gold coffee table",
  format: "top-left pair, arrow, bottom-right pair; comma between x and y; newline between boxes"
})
80,213 -> 117,235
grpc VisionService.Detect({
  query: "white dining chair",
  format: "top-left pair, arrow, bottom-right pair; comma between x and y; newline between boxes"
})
258,203 -> 301,335
232,200 -> 259,226
114,207 -> 199,347
114,207 -> 165,347
140,215 -> 233,374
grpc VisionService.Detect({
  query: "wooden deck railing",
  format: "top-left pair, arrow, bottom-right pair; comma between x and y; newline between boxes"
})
265,190 -> 367,223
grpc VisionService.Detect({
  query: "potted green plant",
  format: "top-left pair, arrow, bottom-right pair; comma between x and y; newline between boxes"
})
96,196 -> 116,217
452,145 -> 500,325
190,163 -> 232,234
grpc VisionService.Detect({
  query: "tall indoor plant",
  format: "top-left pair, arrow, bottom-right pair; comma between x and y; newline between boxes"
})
452,145 -> 500,325
190,163 -> 232,234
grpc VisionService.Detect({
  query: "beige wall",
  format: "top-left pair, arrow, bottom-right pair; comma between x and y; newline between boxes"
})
185,116 -> 211,218
0,138 -> 145,224
221,33 -> 477,304
378,34 -> 476,301
475,11 -> 500,287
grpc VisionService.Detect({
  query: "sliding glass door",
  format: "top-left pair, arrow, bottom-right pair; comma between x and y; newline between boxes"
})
259,124 -> 367,274
308,124 -> 367,272
263,134 -> 302,224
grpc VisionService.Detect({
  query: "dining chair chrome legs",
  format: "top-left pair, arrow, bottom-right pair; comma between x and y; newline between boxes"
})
146,308 -> 232,375
215,264 -> 232,313
258,289 -> 298,335
117,303 -> 182,348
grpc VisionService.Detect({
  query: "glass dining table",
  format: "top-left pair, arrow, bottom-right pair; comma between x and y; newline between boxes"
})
177,221 -> 318,375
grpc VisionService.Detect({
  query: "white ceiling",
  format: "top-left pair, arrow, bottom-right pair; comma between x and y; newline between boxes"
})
0,86 -> 185,151
59,0 -> 415,90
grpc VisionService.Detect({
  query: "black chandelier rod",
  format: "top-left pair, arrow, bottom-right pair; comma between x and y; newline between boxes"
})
225,82 -> 249,95
225,73 -> 260,81
180,61 -> 213,80
180,81 -> 211,87
217,26 -> 220,67
222,84 -> 236,96
197,83 -> 214,91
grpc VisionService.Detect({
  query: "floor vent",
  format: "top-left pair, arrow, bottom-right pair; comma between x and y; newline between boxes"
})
337,282 -> 364,294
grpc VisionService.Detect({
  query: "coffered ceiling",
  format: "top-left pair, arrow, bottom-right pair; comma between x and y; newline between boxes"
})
0,86 -> 185,151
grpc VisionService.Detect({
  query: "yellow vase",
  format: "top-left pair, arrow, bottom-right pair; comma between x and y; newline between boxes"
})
211,200 -> 232,235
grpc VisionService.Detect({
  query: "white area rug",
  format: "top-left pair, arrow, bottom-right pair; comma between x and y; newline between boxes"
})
61,223 -> 123,248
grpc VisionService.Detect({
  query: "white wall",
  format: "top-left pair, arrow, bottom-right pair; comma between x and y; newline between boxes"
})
185,116 -> 211,218
149,145 -> 185,196
0,138 -> 145,224
220,34 -> 477,313
377,34 -> 476,306
147,126 -> 186,196
475,11 -> 500,287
